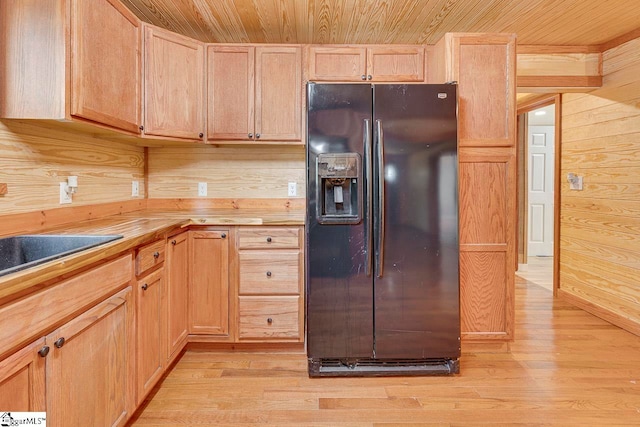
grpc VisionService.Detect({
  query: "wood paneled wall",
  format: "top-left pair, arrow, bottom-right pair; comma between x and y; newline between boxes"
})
0,120 -> 145,215
147,145 -> 305,200
558,36 -> 640,335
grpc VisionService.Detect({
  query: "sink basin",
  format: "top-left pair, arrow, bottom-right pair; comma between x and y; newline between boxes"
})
0,234 -> 123,277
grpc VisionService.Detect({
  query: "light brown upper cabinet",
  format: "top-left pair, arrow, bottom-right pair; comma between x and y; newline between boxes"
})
143,25 -> 205,141
207,45 -> 302,143
307,46 -> 425,82
0,0 -> 142,134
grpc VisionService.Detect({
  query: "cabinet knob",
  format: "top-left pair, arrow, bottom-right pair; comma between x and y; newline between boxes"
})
267,318 -> 273,324
367,75 -> 372,80
171,239 -> 177,245
153,251 -> 160,259
141,283 -> 149,290
221,233 -> 227,239
54,337 -> 65,349
361,74 -> 366,80
139,125 -> 144,131
38,346 -> 50,358
199,132 -> 204,138
248,133 -> 253,138
266,271 -> 272,277
266,237 -> 272,243
256,133 -> 261,139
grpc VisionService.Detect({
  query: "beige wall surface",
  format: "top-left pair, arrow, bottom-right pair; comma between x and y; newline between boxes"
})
146,145 -> 305,200
0,120 -> 145,215
559,37 -> 640,334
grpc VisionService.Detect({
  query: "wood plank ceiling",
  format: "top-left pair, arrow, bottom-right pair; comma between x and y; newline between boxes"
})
120,0 -> 640,46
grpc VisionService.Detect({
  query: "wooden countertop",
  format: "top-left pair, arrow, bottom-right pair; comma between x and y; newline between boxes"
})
0,208 -> 304,305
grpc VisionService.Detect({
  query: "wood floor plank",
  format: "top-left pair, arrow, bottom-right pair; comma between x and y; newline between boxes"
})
128,277 -> 640,426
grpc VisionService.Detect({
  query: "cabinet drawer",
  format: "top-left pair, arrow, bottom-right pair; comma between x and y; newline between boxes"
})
239,251 -> 300,295
237,228 -> 299,249
136,240 -> 165,276
238,296 -> 300,339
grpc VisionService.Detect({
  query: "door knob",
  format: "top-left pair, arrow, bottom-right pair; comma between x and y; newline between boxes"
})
266,271 -> 272,277
38,346 -> 50,357
142,283 -> 149,290
54,337 -> 65,348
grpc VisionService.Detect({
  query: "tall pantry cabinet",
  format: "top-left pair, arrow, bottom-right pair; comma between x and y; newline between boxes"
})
431,33 -> 517,348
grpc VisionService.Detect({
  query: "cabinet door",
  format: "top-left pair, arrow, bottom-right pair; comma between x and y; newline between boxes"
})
136,269 -> 165,403
46,287 -> 134,427
446,34 -> 516,146
307,46 -> 367,81
166,232 -> 189,362
70,0 -> 141,133
0,338 -> 46,411
144,26 -> 204,140
367,47 -> 425,82
255,46 -> 302,141
189,230 -> 230,335
207,46 -> 254,141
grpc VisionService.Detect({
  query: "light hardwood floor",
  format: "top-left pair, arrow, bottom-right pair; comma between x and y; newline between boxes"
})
516,256 -> 554,291
128,276 -> 640,426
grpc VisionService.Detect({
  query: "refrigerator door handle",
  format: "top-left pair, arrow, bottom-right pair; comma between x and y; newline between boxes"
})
364,119 -> 373,277
376,119 -> 385,278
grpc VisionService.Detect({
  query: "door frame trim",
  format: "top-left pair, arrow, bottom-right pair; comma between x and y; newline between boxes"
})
516,94 -> 561,296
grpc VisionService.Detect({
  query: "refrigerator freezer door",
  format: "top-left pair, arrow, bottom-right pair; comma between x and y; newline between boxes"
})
306,83 -> 374,359
372,84 -> 460,359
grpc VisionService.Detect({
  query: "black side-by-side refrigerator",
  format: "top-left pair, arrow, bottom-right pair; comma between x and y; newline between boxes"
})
306,83 -> 460,376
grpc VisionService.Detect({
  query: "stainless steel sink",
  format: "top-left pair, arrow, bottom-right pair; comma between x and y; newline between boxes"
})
0,234 -> 123,277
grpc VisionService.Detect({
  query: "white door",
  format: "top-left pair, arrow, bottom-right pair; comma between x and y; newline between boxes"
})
528,125 -> 555,256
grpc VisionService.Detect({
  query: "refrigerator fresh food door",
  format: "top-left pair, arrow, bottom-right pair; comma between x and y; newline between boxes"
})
306,83 -> 374,359
372,84 -> 460,360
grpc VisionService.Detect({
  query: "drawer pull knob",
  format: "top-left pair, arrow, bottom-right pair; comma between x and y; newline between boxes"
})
38,346 -> 50,358
54,337 -> 65,349
248,133 -> 253,138
266,237 -> 272,243
153,251 -> 160,259
267,318 -> 273,324
221,233 -> 227,239
266,271 -> 272,277
199,132 -> 204,138
171,239 -> 177,245
142,283 -> 149,290
256,133 -> 261,139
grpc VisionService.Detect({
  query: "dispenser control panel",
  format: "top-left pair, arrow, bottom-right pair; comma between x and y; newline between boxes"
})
316,153 -> 362,224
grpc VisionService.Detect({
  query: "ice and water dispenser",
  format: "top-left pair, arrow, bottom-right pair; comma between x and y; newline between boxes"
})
315,153 -> 362,224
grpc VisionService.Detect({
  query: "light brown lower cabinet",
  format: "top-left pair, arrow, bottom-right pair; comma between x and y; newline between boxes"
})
46,287 -> 135,427
188,228 -> 230,337
0,338 -> 46,411
0,255 -> 135,426
0,289 -> 134,426
135,268 -> 165,403
166,231 -> 189,363
236,226 -> 304,343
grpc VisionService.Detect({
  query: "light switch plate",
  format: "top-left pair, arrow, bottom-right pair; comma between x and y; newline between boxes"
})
131,180 -> 139,197
198,182 -> 208,197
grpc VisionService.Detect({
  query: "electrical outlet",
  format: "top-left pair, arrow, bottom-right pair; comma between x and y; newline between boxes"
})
131,180 -> 139,197
287,182 -> 297,197
198,182 -> 208,197
60,182 -> 72,204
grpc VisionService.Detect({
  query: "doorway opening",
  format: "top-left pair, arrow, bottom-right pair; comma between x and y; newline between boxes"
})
516,95 -> 560,294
